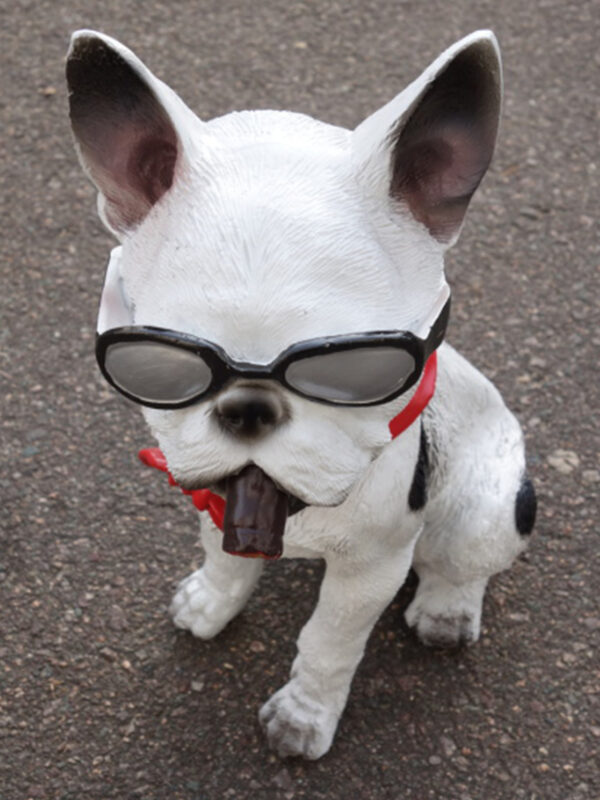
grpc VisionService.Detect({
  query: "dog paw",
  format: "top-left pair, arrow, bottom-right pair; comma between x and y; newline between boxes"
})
259,681 -> 339,760
169,568 -> 251,639
406,607 -> 479,647
404,576 -> 485,648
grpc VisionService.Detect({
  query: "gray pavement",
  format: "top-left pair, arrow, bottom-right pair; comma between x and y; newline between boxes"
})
1,1 -> 598,798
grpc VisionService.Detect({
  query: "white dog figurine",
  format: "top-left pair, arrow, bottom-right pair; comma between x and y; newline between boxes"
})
67,29 -> 536,759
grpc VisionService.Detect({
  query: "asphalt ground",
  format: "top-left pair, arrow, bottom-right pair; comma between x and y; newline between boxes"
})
1,1 -> 599,798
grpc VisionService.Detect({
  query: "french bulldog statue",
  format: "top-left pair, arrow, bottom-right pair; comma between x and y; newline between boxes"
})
66,29 -> 536,759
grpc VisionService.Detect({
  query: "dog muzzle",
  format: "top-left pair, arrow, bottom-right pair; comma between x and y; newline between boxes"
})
138,350 -> 438,559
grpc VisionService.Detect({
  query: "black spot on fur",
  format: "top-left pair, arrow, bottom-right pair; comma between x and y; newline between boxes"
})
408,425 -> 429,511
515,476 -> 537,536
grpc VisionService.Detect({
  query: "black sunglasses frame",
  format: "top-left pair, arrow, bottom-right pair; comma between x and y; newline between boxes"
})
96,297 -> 450,409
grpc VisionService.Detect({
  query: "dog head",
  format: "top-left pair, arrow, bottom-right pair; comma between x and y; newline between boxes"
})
67,30 -> 501,523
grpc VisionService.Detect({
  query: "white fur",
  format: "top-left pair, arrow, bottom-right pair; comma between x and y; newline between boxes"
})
68,29 -> 529,760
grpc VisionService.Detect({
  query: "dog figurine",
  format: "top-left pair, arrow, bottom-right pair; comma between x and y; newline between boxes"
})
66,29 -> 536,759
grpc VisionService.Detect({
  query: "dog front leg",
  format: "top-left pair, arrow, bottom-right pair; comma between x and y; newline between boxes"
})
259,546 -> 415,759
170,516 -> 264,639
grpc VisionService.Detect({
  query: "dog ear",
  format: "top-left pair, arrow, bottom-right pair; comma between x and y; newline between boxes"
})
353,31 -> 502,245
66,30 -> 197,237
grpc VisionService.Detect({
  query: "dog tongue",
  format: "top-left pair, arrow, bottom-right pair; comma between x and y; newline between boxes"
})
222,465 -> 288,559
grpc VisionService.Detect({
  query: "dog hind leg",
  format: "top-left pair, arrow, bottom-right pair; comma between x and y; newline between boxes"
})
404,344 -> 535,648
404,568 -> 488,647
170,517 -> 264,639
405,474 -> 532,648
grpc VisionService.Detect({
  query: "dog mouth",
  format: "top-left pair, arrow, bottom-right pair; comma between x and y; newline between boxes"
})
219,465 -> 307,560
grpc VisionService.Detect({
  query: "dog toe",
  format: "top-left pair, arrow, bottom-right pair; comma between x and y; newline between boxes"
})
409,611 -> 477,648
404,573 -> 485,648
169,569 -> 241,639
259,682 -> 338,760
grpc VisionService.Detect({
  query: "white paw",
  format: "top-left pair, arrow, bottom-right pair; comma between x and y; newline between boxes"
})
169,568 -> 252,639
259,680 -> 340,760
405,575 -> 486,648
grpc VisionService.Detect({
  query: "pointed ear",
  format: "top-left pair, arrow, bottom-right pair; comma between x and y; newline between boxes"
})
353,31 -> 502,245
66,31 -> 196,236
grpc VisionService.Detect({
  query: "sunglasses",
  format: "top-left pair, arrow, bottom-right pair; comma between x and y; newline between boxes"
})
95,248 -> 450,409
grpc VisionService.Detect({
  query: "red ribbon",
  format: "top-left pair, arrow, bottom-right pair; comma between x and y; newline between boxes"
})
138,351 -> 437,531
138,448 -> 226,529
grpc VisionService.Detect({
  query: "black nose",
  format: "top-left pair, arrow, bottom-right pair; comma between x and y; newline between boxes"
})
216,386 -> 286,438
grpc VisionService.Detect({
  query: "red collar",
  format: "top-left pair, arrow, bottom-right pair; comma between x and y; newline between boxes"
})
138,351 -> 437,531
388,350 -> 437,439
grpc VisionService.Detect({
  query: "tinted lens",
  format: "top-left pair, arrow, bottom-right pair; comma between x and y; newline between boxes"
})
285,346 -> 416,404
104,341 -> 212,404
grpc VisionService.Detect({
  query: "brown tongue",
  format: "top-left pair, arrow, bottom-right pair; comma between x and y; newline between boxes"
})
222,465 -> 288,559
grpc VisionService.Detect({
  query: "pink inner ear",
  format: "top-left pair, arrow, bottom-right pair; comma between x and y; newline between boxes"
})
81,124 -> 178,231
131,136 -> 178,205
392,137 -> 454,207
392,122 -> 492,240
